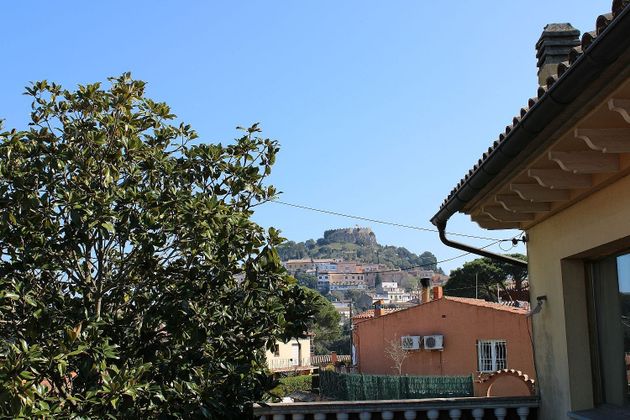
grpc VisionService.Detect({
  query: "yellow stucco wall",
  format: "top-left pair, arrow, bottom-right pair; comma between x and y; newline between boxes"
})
527,173 -> 630,419
265,337 -> 311,368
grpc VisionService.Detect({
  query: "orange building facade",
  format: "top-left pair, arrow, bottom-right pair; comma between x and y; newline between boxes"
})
352,295 -> 535,396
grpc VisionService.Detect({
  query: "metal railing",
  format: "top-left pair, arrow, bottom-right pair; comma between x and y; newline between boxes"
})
254,395 -> 539,419
311,355 -> 351,365
268,358 -> 312,371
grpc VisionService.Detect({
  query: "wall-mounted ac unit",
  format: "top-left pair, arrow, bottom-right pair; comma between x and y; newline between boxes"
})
401,335 -> 421,350
423,335 -> 444,350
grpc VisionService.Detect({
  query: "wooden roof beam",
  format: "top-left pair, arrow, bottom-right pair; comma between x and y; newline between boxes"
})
608,98 -> 630,123
527,169 -> 592,189
495,194 -> 551,212
482,206 -> 535,222
510,183 -> 570,202
574,128 -> 630,153
472,215 -> 521,230
548,151 -> 619,173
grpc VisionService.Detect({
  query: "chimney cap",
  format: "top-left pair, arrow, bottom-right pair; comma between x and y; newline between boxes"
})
540,22 -> 579,36
536,23 -> 580,58
536,22 -> 580,85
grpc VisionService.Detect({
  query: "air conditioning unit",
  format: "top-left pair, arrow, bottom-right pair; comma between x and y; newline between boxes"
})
401,335 -> 421,350
423,335 -> 444,350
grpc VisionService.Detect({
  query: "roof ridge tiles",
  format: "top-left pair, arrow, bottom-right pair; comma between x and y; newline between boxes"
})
613,0 -> 630,17
568,46 -> 583,65
596,13 -> 614,35
581,31 -> 597,50
443,296 -> 529,313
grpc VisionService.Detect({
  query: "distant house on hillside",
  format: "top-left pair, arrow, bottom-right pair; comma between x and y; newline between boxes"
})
317,272 -> 367,292
283,258 -> 339,274
371,281 -> 414,304
265,336 -> 313,374
352,288 -> 535,397
331,300 -> 351,324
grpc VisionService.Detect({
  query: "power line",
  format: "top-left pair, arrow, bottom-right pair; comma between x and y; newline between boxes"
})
308,239 -> 509,275
270,200 -> 504,241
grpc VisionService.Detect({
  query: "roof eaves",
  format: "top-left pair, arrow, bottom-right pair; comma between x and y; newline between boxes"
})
430,2 -> 630,228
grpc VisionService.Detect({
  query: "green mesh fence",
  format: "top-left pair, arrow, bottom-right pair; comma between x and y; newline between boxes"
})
319,371 -> 473,401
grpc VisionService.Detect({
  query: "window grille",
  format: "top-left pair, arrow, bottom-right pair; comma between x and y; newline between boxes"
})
477,340 -> 507,372
401,336 -> 414,349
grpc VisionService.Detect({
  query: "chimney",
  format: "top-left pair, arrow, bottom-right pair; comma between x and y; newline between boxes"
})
535,23 -> 580,86
433,286 -> 443,300
420,277 -> 431,304
373,300 -> 383,318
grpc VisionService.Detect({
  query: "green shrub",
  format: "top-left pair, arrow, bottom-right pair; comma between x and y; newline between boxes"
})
271,375 -> 312,397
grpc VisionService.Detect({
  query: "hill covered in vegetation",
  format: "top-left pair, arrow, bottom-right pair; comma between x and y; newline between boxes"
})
277,227 -> 441,272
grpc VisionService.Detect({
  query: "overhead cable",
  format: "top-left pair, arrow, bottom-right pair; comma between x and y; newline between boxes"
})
306,239 -> 509,275
270,200 -> 504,241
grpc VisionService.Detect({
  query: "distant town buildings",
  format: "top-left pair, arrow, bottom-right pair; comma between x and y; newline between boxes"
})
283,258 -> 444,296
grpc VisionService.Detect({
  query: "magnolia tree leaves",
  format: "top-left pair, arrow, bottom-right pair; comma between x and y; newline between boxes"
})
0,74 -> 314,418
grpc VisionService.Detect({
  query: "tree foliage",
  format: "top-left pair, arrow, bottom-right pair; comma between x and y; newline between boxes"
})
444,254 -> 527,302
0,74 -> 314,418
276,237 -> 440,272
293,272 -> 318,290
303,288 -> 341,354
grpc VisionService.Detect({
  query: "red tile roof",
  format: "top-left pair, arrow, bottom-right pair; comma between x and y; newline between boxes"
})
443,296 -> 529,314
352,308 -> 403,320
352,296 -> 528,324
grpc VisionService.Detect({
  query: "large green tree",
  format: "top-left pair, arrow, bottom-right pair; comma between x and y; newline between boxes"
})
0,74 -> 313,418
444,254 -> 527,302
302,288 -> 342,355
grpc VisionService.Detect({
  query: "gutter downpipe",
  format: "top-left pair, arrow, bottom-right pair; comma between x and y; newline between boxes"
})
436,221 -> 527,268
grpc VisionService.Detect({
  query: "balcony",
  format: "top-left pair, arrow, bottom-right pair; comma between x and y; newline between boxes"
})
254,395 -> 539,419
268,358 -> 314,372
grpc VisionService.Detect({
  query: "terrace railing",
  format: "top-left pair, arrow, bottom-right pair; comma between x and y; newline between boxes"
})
268,358 -> 313,371
254,395 -> 539,419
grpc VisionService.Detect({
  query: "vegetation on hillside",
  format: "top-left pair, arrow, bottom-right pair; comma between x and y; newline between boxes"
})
277,232 -> 441,272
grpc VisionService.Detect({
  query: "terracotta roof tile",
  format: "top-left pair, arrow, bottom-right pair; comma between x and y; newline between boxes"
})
568,46 -> 583,65
443,296 -> 529,314
596,13 -> 614,34
353,297 -> 528,325
613,0 -> 630,17
351,308 -> 402,320
581,30 -> 596,50
435,0 -> 630,216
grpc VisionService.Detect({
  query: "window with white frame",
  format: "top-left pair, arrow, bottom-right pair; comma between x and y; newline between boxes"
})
477,340 -> 507,372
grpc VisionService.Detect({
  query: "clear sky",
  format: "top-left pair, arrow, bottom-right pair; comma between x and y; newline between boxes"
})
0,1 -> 609,273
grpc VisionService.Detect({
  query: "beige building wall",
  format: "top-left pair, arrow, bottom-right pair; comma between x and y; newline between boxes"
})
265,337 -> 312,371
526,173 -> 630,419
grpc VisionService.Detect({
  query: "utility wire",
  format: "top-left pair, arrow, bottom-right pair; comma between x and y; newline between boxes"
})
309,239 -> 509,275
270,200 -> 504,241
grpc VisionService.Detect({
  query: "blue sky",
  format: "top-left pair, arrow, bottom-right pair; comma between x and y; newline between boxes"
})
0,1 -> 608,273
